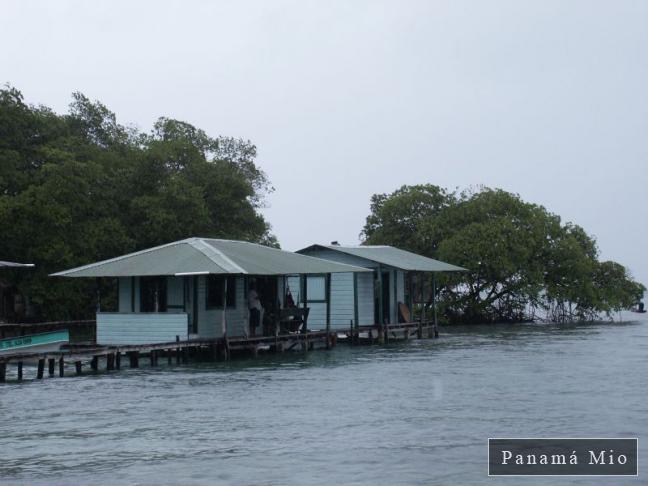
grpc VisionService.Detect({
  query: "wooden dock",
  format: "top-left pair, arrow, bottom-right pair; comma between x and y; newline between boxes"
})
0,321 -> 438,383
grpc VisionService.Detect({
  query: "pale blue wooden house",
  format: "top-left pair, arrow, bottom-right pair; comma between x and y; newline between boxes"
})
53,238 -> 370,345
296,244 -> 465,329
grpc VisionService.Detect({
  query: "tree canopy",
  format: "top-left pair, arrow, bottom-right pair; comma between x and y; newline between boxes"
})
362,184 -> 645,323
0,86 -> 276,319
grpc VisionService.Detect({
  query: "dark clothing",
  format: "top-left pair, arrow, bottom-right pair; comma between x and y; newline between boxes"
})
250,308 -> 261,331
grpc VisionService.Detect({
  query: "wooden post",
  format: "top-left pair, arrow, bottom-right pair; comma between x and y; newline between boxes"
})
421,273 -> 427,334
130,352 -> 139,368
37,358 -> 45,379
377,267 -> 384,328
107,353 -> 115,371
417,272 -> 423,324
59,356 -> 64,377
17,361 -> 23,381
75,361 -> 82,375
0,362 -> 5,383
91,356 -> 98,371
325,273 -> 331,349
349,319 -> 354,346
176,335 -> 181,364
432,273 -> 439,338
48,358 -> 55,377
96,277 -> 102,312
408,271 -> 414,321
221,276 -> 227,340
301,274 -> 308,333
115,352 -> 121,370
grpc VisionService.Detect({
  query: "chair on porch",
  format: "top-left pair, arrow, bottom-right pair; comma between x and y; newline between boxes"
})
278,307 -> 310,334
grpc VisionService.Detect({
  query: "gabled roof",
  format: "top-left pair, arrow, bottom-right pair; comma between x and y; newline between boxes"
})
297,244 -> 467,272
52,238 -> 372,277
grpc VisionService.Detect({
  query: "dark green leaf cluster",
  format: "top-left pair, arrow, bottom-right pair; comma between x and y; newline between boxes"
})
362,184 -> 645,323
0,86 -> 276,319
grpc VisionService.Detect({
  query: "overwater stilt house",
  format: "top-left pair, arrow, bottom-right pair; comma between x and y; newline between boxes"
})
296,244 -> 465,329
52,238 -> 371,345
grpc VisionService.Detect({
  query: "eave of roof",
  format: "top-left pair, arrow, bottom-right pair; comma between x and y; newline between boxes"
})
0,261 -> 35,268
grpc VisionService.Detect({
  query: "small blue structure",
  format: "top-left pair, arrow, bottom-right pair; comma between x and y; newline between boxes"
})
297,243 -> 465,329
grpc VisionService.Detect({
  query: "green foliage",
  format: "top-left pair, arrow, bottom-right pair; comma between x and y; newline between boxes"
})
0,85 -> 276,320
362,184 -> 645,323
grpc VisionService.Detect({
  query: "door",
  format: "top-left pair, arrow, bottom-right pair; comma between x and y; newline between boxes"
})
374,271 -> 391,324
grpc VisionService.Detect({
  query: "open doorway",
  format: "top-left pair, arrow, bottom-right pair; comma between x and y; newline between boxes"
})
374,271 -> 391,324
249,276 -> 279,336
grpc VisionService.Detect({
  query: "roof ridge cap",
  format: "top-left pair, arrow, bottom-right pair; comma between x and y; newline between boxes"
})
192,240 -> 247,274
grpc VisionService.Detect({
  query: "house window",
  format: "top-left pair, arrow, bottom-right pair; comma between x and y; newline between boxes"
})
306,275 -> 326,302
206,275 -> 237,308
140,276 -> 167,312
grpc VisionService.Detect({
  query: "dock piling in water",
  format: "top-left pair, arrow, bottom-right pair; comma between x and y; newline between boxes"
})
37,359 -> 45,379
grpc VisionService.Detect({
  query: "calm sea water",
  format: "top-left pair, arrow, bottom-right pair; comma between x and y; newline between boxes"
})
1,314 -> 646,485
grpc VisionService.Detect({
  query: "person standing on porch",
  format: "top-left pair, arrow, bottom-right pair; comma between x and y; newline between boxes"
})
248,281 -> 262,336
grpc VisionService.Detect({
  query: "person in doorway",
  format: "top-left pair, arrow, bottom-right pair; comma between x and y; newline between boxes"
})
248,281 -> 263,336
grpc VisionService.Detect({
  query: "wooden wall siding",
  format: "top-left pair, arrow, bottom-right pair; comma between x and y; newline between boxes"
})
118,277 -> 131,312
196,275 -> 246,338
356,272 -> 375,325
307,303 -> 327,329
329,272 -> 354,328
299,247 -> 411,325
97,312 -> 188,345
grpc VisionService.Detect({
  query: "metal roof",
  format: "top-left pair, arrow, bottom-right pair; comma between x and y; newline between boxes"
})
298,244 -> 467,272
0,261 -> 35,268
51,238 -> 373,277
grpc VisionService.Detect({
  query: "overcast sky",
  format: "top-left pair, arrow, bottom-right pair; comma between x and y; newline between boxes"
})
2,0 -> 647,286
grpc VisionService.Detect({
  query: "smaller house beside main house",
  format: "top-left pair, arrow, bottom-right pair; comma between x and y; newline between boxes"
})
52,238 -> 371,345
296,244 -> 465,328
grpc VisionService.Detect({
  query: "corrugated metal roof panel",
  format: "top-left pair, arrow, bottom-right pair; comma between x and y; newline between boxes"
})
51,238 -> 372,277
298,244 -> 467,272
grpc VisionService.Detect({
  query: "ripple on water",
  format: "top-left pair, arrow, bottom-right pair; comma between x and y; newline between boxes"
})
0,320 -> 646,485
